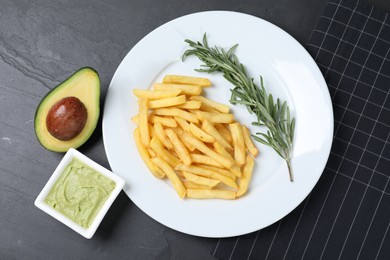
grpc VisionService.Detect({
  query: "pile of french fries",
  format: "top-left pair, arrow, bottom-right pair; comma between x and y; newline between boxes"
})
132,75 -> 258,200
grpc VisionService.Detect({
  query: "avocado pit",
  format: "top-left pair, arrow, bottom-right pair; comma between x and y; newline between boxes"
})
46,96 -> 88,141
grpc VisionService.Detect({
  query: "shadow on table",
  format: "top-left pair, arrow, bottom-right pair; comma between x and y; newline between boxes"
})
95,190 -> 130,239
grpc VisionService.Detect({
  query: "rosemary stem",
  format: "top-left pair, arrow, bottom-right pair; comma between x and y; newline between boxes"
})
286,159 -> 294,182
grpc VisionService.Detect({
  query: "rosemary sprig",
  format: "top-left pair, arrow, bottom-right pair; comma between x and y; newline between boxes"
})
182,34 -> 295,182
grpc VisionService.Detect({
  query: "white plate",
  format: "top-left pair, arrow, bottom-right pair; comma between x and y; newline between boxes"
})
102,11 -> 333,238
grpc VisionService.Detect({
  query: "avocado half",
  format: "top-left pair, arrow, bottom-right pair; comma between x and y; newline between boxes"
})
34,67 -> 100,152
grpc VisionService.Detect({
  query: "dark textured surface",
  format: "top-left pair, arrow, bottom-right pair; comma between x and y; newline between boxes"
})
213,0 -> 390,259
0,0 -> 386,259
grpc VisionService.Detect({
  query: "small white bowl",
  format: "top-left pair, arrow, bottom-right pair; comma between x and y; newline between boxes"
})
34,148 -> 125,239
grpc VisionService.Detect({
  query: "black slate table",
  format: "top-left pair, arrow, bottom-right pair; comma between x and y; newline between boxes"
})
1,0 -> 389,259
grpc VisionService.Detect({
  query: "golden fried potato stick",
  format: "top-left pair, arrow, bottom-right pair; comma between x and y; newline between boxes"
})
133,89 -> 181,100
214,123 -> 233,143
230,123 -> 246,165
153,83 -> 202,96
149,115 -> 177,128
148,95 -> 186,109
186,189 -> 236,200
182,171 -> 221,188
190,123 -> 215,143
190,154 -> 223,168
195,111 -> 234,124
176,164 -> 237,189
176,100 -> 202,110
181,132 -> 233,169
236,155 -> 255,197
174,116 -> 191,132
148,123 -> 155,138
154,108 -> 199,123
183,181 -> 213,190
196,164 -> 237,181
139,99 -> 150,147
242,125 -> 259,157
165,129 -> 192,166
150,136 -> 180,168
172,128 -> 196,151
199,102 -> 220,113
162,75 -> 211,87
201,119 -> 232,150
131,115 -> 140,124
134,128 -> 165,178
147,148 -> 156,157
153,122 -> 173,149
152,157 -> 186,198
213,142 -> 241,177
190,96 -> 229,113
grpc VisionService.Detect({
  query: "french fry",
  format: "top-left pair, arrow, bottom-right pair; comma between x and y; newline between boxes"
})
200,103 -> 220,113
174,116 -> 191,132
172,128 -> 196,151
176,170 -> 185,179
189,123 -> 215,143
190,154 -> 223,168
230,123 -> 246,165
153,83 -> 202,96
153,122 -> 173,149
236,155 -> 255,197
133,89 -> 181,100
148,123 -> 155,138
190,96 -> 229,113
213,142 -> 241,177
176,100 -> 202,110
183,181 -> 213,190
181,132 -> 233,169
148,95 -> 186,109
195,111 -> 234,124
212,142 -> 235,163
230,164 -> 242,178
214,123 -> 233,143
165,129 -> 192,166
201,119 -> 232,150
150,136 -> 180,167
196,165 -> 237,181
188,109 -> 198,116
147,148 -> 156,157
182,171 -> 220,187
133,128 -> 165,178
162,75 -> 211,87
154,108 -> 199,123
139,99 -> 150,146
131,115 -> 140,124
149,115 -> 177,128
176,164 -> 237,189
151,157 -> 186,198
242,125 -> 259,157
186,189 -> 236,200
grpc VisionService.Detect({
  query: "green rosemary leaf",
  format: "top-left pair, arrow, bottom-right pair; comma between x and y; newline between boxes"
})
252,122 -> 263,126
290,118 -> 296,143
252,135 -> 270,146
281,101 -> 287,121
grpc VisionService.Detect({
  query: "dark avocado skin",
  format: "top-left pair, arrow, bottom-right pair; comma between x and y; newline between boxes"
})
34,67 -> 100,152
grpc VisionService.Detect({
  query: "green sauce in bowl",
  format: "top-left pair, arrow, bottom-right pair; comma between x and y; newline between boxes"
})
44,158 -> 116,228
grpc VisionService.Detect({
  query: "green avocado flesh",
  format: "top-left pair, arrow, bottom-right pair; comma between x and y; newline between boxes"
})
35,67 -> 100,152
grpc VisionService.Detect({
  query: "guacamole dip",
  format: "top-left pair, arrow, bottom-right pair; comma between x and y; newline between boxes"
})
45,158 -> 116,228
